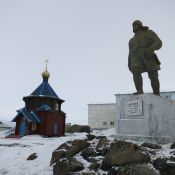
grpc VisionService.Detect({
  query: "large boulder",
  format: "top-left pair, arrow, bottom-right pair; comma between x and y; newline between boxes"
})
53,157 -> 84,175
170,142 -> 175,149
153,157 -> 175,175
170,156 -> 175,162
141,142 -> 162,149
88,162 -> 101,171
95,138 -> 110,156
101,140 -> 150,171
50,139 -> 90,166
67,139 -> 90,157
115,166 -> 132,175
86,134 -> 96,141
132,164 -> 159,175
96,135 -> 107,139
107,167 -> 118,175
115,164 -> 158,175
66,124 -> 91,133
81,147 -> 96,161
50,150 -> 66,166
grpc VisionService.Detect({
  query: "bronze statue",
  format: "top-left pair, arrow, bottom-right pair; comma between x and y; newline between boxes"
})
128,20 -> 162,95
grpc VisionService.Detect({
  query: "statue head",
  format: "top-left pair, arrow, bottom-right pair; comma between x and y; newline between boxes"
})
132,20 -> 149,33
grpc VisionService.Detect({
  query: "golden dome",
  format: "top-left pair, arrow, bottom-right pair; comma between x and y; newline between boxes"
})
42,69 -> 50,78
42,60 -> 50,78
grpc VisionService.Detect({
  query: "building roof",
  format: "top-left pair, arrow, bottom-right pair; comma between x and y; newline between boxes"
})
30,77 -> 59,99
12,108 -> 41,123
24,68 -> 64,102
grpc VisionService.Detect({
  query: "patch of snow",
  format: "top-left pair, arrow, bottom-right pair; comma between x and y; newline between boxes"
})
92,127 -> 116,137
0,133 -> 87,175
152,143 -> 173,159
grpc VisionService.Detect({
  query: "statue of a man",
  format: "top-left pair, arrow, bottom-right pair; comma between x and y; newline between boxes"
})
128,20 -> 162,95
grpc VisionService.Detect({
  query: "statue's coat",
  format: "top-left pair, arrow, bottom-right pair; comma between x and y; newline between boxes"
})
128,29 -> 162,73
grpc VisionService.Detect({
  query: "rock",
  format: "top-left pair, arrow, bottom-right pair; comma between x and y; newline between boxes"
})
170,150 -> 175,155
115,164 -> 159,175
88,162 -> 101,171
81,147 -> 96,161
66,124 -> 91,133
57,142 -> 71,150
170,142 -> 175,149
132,164 -> 159,175
153,157 -> 175,175
107,167 -> 118,175
96,136 -> 107,139
50,150 -> 66,166
26,153 -> 37,160
88,157 -> 98,163
146,149 -> 156,155
153,157 -> 168,169
141,142 -> 162,149
86,134 -> 96,141
170,156 -> 175,162
53,157 -> 84,175
67,139 -> 90,157
101,140 -> 150,171
96,138 -> 110,156
50,139 -> 90,166
116,166 -> 132,175
65,123 -> 72,133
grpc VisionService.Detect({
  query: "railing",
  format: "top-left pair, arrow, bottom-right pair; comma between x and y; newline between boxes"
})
4,128 -> 15,137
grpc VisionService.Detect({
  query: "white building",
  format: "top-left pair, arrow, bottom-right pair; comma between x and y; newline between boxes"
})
88,103 -> 117,130
88,91 -> 175,130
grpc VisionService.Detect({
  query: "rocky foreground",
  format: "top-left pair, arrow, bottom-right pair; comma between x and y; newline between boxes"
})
50,125 -> 175,175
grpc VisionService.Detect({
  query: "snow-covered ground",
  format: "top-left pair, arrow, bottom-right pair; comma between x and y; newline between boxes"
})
0,131 -> 88,175
0,128 -> 173,175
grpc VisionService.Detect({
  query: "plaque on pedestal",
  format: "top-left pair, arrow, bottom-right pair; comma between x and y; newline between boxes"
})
116,94 -> 175,144
126,99 -> 143,117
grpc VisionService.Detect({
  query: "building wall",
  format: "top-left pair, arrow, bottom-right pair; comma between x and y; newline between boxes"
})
24,97 -> 61,112
88,103 -> 117,129
14,111 -> 65,137
160,91 -> 175,101
15,115 -> 32,135
88,91 -> 175,131
44,111 -> 65,136
36,111 -> 48,135
36,111 -> 65,136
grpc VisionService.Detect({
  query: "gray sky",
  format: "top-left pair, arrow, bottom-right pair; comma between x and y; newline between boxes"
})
0,0 -> 175,124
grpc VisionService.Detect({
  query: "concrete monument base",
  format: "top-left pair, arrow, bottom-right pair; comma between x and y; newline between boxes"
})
116,94 -> 175,144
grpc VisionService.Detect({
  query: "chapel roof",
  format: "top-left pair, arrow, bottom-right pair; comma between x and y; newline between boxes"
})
12,108 -> 41,123
24,62 -> 64,102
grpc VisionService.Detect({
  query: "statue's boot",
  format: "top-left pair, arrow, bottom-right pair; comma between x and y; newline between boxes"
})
133,91 -> 143,95
133,72 -> 143,95
148,71 -> 160,96
151,81 -> 160,96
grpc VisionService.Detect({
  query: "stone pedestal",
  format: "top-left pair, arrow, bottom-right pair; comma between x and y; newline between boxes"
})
116,94 -> 175,143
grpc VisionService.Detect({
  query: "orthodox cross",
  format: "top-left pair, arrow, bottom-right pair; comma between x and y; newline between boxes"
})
45,59 -> 49,70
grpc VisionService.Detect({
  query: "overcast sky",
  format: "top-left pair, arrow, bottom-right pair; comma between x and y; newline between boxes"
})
0,0 -> 175,124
